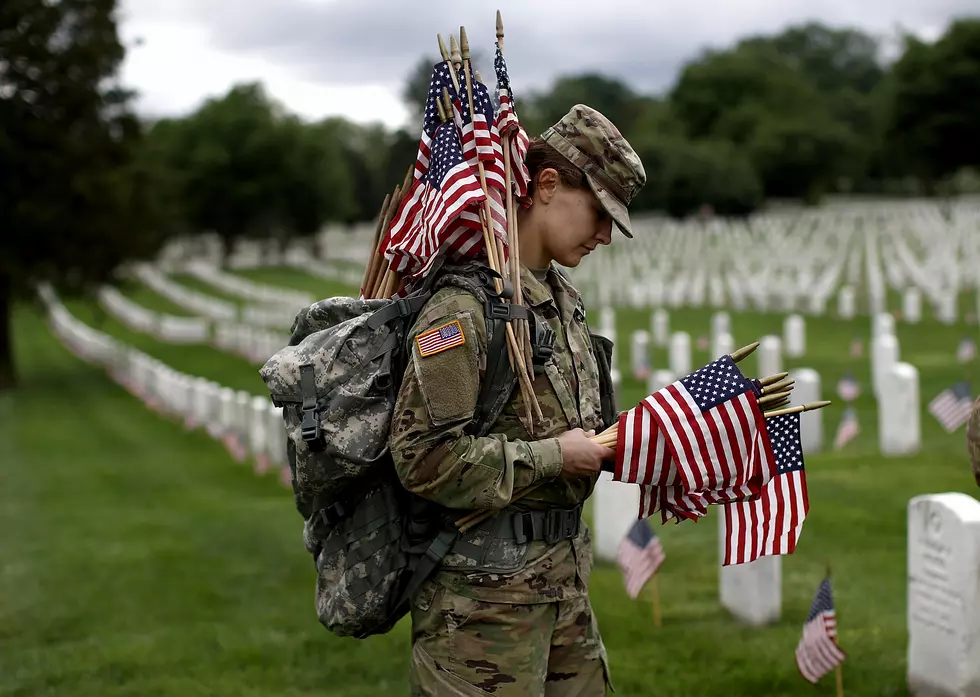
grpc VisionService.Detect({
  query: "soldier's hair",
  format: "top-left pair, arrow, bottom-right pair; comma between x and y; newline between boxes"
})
523,138 -> 588,195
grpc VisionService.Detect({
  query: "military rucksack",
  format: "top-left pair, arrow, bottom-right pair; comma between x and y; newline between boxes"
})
259,258 -> 548,639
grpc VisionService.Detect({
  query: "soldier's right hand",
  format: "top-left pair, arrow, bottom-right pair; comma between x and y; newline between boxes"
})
557,429 -> 615,478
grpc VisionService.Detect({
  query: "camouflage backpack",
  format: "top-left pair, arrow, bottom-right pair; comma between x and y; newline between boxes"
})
259,258 -> 546,639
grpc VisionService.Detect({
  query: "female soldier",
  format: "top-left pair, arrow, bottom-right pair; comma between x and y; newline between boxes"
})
389,104 -> 646,696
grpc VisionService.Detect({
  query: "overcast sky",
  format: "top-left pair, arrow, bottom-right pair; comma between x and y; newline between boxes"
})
116,0 -> 973,130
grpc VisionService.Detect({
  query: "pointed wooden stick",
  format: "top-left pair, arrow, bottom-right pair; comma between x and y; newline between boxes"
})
758,390 -> 792,407
762,378 -> 794,395
760,372 -> 789,387
730,342 -> 760,364
366,186 -> 400,299
361,192 -> 391,297
764,400 -> 832,418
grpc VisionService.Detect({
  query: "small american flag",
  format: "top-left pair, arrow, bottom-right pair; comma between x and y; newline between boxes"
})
849,338 -> 863,358
928,381 -> 974,433
722,411 -> 808,566
492,42 -> 530,199
453,64 -> 507,244
796,577 -> 846,684
416,320 -> 466,357
833,407 -> 860,451
836,371 -> 860,402
957,337 -> 976,364
617,519 -> 665,600
618,356 -> 773,524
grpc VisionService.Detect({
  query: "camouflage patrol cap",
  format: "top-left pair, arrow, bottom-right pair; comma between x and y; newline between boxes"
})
541,104 -> 646,238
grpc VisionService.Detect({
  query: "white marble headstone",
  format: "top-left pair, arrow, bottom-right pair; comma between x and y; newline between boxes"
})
712,332 -> 734,362
630,330 -> 651,381
904,288 -> 923,324
669,332 -> 692,377
647,370 -> 676,395
838,287 -> 856,320
789,368 -> 823,453
784,315 -> 806,358
711,312 -> 730,344
652,309 -> 669,348
872,333 -> 900,399
879,362 -> 920,457
719,516 -> 781,626
758,336 -> 783,378
907,492 -> 980,697
593,474 -> 643,564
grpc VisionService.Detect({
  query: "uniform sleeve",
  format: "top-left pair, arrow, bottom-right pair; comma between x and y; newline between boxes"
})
968,396 -> 980,487
388,290 -> 565,511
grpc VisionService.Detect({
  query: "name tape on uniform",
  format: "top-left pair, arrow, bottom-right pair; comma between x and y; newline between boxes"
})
416,319 -> 466,357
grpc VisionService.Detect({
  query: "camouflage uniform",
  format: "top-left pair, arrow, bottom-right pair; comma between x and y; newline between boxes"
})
388,105 -> 646,696
968,396 -> 980,487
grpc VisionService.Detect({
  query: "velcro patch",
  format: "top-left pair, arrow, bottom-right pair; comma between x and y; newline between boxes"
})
416,320 -> 466,357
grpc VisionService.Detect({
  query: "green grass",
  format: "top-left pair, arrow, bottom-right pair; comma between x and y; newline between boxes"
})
4,275 -> 980,695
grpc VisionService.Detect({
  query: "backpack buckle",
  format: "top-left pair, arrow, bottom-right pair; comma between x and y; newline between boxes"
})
301,405 -> 325,451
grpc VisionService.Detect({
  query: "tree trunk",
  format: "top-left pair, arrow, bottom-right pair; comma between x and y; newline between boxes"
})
0,270 -> 17,392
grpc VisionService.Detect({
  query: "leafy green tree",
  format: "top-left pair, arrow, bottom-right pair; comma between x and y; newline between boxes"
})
885,19 -> 980,187
0,0 -> 170,390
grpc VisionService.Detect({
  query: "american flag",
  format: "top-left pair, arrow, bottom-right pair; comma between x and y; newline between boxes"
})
453,64 -> 508,244
957,337 -> 977,364
617,519 -> 665,600
928,381 -> 974,433
384,61 -> 494,275
382,61 -> 487,276
416,320 -> 466,357
833,407 -> 860,451
492,41 -> 530,199
836,371 -> 860,402
721,411 -> 809,566
796,577 -> 846,684
617,356 -> 774,524
849,338 -> 863,358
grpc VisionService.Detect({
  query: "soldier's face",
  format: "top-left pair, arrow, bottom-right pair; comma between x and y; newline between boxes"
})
545,184 -> 613,267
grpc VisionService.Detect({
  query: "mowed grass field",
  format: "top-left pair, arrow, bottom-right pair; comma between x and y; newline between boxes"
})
2,264 -> 978,697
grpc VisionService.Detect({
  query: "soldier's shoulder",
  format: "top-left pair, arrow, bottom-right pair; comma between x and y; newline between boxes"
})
414,286 -> 486,331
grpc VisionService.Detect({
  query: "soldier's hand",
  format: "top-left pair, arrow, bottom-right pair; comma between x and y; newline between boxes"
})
557,429 -> 615,478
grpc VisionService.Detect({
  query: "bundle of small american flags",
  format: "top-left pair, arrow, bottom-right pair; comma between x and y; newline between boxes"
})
380,42 -> 529,282
609,354 -> 810,566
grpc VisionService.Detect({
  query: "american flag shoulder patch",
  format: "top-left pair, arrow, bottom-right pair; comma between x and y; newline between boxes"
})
416,319 -> 466,357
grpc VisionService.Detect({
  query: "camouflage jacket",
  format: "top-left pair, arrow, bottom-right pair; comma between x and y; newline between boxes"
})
968,396 -> 980,487
389,263 -> 606,604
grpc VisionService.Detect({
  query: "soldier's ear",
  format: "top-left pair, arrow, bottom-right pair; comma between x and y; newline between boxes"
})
535,168 -> 559,203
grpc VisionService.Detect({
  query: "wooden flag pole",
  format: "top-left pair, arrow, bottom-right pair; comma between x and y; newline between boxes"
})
826,561 -> 843,697
447,29 -> 542,423
651,574 -> 662,628
495,11 -> 535,376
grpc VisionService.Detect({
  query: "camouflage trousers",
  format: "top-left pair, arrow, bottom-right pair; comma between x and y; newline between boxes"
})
409,582 -> 612,696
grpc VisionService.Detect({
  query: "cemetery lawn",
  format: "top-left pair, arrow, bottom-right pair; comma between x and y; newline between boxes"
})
4,279 -> 979,696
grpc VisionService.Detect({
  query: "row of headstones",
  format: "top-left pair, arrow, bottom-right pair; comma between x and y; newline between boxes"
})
98,286 -> 211,343
96,283 -> 289,366
592,477 -> 980,694
184,260 -> 313,309
614,310 -> 807,377
40,283 -> 291,481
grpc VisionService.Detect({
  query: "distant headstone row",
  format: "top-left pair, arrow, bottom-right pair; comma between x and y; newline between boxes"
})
39,283 -> 290,483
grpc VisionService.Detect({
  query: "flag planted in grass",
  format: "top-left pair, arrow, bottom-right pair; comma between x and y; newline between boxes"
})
833,406 -> 860,451
796,576 -> 846,684
617,519 -> 665,600
928,381 -> 973,433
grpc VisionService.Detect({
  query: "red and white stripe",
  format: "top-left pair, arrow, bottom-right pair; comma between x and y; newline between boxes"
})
722,463 -> 808,566
795,611 -> 846,683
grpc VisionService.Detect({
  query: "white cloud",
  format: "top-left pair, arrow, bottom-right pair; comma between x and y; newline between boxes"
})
115,0 -> 973,128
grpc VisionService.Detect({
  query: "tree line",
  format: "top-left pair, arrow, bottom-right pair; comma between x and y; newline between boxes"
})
1,0 -> 978,389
